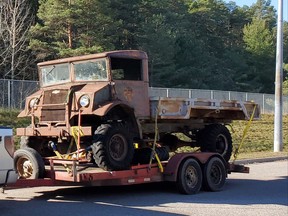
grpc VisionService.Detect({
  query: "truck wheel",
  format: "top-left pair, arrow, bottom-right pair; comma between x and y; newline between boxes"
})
132,147 -> 169,164
176,158 -> 202,194
14,147 -> 45,179
202,157 -> 226,191
199,124 -> 232,162
91,124 -> 134,171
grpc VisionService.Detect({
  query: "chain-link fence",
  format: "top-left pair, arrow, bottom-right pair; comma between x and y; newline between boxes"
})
0,79 -> 39,109
0,79 -> 287,114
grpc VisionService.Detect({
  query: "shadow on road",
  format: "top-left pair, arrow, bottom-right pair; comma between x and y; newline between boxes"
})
1,176 -> 287,216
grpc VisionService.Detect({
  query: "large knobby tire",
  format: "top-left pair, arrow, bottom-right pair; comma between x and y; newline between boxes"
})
202,157 -> 227,191
132,147 -> 169,164
91,124 -> 134,171
14,147 -> 45,179
199,124 -> 232,162
176,158 -> 203,195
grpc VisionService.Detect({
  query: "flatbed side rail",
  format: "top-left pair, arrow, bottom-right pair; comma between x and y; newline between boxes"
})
150,97 -> 260,120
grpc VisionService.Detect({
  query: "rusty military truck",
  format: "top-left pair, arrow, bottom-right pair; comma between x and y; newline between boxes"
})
15,50 -> 260,179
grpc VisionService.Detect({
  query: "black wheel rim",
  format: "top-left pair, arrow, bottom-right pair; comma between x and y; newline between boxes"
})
108,134 -> 128,161
185,165 -> 198,188
216,134 -> 228,155
209,163 -> 222,185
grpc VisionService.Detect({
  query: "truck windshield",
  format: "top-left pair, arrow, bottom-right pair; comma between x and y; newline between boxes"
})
74,58 -> 107,81
40,63 -> 70,86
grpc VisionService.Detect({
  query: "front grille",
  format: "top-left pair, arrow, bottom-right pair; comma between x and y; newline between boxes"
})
43,89 -> 69,104
41,105 -> 66,122
40,89 -> 68,122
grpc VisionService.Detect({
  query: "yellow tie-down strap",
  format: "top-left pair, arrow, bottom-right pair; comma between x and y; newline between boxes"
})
154,152 -> 164,173
70,126 -> 84,149
233,105 -> 257,162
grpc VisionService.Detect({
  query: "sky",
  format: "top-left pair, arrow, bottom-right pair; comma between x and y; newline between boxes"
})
224,0 -> 288,21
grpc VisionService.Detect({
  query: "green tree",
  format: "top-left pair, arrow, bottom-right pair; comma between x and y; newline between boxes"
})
242,2 -> 276,93
29,0 -> 115,60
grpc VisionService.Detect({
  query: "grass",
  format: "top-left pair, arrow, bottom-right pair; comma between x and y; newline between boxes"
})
230,114 -> 288,153
0,108 -> 287,159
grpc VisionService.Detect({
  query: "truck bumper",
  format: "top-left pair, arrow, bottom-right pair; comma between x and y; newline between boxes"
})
17,126 -> 92,137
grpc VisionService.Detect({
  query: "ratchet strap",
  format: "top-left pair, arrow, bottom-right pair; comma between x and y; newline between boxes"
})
149,103 -> 164,173
70,126 -> 84,150
233,105 -> 257,163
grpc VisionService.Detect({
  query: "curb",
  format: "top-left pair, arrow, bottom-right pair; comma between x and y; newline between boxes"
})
234,156 -> 288,165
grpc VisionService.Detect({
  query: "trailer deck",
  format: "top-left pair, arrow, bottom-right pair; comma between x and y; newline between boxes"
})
8,152 -> 249,193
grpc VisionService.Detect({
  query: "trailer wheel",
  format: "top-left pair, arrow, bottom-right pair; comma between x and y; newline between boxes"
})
91,124 -> 134,171
202,157 -> 226,191
177,158 -> 202,194
199,124 -> 232,162
14,147 -> 45,179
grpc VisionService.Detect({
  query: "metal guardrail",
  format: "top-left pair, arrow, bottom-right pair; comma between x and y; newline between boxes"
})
0,79 -> 287,114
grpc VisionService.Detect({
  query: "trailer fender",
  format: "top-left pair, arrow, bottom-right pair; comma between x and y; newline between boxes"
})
163,152 -> 224,182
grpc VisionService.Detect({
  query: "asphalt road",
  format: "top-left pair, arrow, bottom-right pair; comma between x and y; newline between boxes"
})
0,160 -> 287,216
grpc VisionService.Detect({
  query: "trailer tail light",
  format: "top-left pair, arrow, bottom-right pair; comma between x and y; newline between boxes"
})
4,136 -> 15,158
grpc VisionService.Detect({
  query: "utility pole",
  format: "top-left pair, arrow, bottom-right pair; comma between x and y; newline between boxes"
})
274,0 -> 283,152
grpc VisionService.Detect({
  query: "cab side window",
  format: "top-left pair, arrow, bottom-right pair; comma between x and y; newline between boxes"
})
111,58 -> 142,81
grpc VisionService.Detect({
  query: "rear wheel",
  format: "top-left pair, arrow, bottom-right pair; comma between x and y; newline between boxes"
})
202,157 -> 226,191
199,124 -> 232,162
14,147 -> 45,179
176,158 -> 202,194
91,124 -> 134,171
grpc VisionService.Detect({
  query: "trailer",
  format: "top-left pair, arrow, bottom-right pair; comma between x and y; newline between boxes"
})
10,149 -> 248,194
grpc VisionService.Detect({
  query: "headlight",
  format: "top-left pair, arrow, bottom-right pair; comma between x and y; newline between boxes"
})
79,95 -> 90,107
29,98 -> 39,109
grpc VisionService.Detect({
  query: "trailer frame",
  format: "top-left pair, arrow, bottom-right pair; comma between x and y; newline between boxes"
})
8,152 -> 249,194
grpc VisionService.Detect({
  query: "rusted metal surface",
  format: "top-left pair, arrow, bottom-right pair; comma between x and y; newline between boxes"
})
114,80 -> 150,117
16,126 -> 91,136
150,97 -> 260,121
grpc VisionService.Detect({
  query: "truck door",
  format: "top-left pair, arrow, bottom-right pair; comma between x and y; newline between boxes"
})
111,57 -> 150,118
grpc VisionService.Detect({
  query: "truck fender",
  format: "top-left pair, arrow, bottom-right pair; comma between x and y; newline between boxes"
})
163,152 -> 225,182
93,101 -> 133,116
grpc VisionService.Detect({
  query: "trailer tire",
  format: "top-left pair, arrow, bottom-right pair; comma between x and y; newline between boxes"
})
177,158 -> 202,194
199,124 -> 232,162
91,124 -> 134,171
202,157 -> 226,191
14,147 -> 45,179
132,147 -> 169,164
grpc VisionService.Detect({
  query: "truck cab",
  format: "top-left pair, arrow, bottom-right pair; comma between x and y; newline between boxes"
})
0,127 -> 18,186
16,50 -> 150,172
